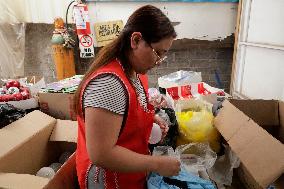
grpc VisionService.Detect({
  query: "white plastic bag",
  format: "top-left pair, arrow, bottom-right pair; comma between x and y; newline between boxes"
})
158,70 -> 202,88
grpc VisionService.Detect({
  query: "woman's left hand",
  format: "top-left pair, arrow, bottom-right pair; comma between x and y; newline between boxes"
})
154,114 -> 169,141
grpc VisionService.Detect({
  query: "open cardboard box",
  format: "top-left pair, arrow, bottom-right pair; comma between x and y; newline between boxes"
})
38,92 -> 76,121
0,110 -> 78,189
46,99 -> 283,189
215,99 -> 284,189
0,100 -> 283,189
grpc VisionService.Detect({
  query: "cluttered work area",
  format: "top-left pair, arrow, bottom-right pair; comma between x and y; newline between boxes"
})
0,0 -> 283,189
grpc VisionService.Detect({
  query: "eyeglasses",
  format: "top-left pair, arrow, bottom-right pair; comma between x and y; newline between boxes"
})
147,42 -> 167,65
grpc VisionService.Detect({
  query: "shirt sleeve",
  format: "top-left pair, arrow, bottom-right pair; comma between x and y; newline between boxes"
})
82,74 -> 127,115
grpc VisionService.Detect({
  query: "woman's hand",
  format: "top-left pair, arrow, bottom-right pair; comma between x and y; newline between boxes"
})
153,156 -> 181,177
154,114 -> 169,141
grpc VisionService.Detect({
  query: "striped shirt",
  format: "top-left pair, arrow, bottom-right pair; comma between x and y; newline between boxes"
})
83,73 -> 147,114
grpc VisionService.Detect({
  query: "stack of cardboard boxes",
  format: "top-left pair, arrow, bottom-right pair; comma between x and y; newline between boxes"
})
0,99 -> 283,188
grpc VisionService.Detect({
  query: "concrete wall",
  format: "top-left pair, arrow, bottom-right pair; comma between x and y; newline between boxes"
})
24,24 -> 55,82
24,23 -> 233,92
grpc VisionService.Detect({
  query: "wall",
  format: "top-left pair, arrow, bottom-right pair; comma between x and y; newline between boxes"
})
147,37 -> 234,91
24,24 -> 55,82
1,1 -> 237,40
24,23 -> 234,92
19,2 -> 236,92
0,0 -> 74,23
88,2 -> 237,41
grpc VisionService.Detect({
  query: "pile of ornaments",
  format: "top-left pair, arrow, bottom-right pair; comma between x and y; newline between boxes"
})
0,80 -> 31,102
36,151 -> 73,179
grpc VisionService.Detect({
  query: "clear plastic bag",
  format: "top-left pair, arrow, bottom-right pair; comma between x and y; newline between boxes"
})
208,145 -> 240,188
0,2 -> 25,79
175,99 -> 221,152
148,88 -> 173,109
152,143 -> 217,180
176,143 -> 217,176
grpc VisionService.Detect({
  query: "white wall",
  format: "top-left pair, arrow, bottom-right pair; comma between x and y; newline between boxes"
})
0,0 -> 238,41
88,2 -> 237,41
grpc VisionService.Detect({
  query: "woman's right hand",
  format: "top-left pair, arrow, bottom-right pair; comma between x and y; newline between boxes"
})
153,156 -> 181,177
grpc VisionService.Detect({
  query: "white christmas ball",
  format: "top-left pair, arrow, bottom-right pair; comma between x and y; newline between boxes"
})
59,151 -> 72,164
0,88 -> 6,95
49,162 -> 62,173
36,167 -> 55,179
149,123 -> 162,144
8,87 -> 19,94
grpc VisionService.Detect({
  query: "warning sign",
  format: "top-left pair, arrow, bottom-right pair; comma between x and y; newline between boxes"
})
79,35 -> 93,47
78,34 -> 94,58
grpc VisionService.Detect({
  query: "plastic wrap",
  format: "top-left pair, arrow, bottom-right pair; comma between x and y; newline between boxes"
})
208,145 -> 240,188
177,143 -> 217,176
0,1 -> 25,79
152,143 -> 217,181
148,88 -> 173,109
0,103 -> 26,128
175,99 -> 221,152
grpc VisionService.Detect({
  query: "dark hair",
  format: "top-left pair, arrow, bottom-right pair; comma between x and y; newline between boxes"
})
74,5 -> 176,114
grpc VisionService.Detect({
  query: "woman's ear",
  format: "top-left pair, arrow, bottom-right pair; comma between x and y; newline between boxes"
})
130,32 -> 142,49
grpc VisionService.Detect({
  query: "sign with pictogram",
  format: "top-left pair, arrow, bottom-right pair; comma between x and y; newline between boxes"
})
79,35 -> 93,47
78,34 -> 94,58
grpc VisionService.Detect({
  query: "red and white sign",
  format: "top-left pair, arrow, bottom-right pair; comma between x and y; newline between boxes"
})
79,35 -> 93,47
78,34 -> 94,58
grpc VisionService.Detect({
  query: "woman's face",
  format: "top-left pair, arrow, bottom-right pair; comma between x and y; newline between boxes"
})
129,32 -> 174,75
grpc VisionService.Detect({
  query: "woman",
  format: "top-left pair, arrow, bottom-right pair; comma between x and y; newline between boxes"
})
74,5 -> 181,189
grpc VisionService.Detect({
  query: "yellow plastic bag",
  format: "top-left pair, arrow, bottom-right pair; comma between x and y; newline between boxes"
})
175,99 -> 220,152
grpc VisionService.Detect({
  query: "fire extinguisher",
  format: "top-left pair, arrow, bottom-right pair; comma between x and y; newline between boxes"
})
73,3 -> 91,35
73,2 -> 95,58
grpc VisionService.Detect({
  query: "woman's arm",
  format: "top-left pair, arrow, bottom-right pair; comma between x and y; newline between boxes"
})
85,107 -> 180,176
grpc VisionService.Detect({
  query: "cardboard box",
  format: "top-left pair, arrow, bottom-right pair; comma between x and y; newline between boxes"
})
1,100 -> 283,189
38,92 -> 76,120
46,99 -> 284,189
215,99 -> 284,189
0,110 -> 78,189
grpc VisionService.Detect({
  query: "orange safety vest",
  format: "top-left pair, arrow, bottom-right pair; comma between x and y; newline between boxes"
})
76,59 -> 154,189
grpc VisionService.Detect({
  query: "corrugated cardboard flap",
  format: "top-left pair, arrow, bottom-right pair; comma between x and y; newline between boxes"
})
215,100 -> 284,188
214,100 -> 250,141
0,110 -> 56,160
229,99 -> 279,126
0,173 -> 49,189
49,120 -> 78,143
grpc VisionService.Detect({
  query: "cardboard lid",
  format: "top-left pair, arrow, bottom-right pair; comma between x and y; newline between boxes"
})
215,100 -> 284,187
0,110 -> 56,160
0,173 -> 49,189
229,99 -> 279,126
49,120 -> 77,143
